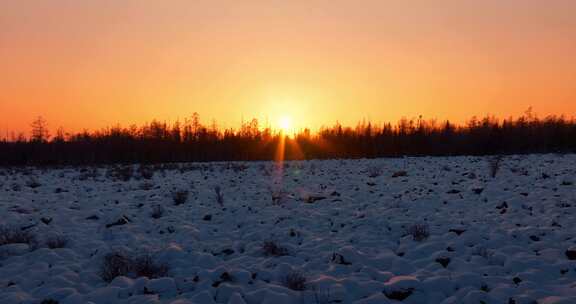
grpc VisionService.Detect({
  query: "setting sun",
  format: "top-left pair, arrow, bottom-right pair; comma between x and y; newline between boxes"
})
278,116 -> 293,133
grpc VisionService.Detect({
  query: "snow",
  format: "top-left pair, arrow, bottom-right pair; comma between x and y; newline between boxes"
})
1,154 -> 576,303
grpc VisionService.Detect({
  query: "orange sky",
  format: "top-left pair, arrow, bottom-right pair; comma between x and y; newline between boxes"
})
1,0 -> 575,135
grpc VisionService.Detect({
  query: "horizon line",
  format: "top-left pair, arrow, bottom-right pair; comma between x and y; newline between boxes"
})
3,109 -> 575,141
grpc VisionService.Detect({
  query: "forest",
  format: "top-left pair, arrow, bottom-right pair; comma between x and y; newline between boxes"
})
1,111 -> 575,165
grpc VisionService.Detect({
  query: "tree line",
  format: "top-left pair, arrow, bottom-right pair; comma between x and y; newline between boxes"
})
1,111 -> 575,165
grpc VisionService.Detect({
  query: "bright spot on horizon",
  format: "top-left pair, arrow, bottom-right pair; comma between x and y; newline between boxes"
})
278,116 -> 293,133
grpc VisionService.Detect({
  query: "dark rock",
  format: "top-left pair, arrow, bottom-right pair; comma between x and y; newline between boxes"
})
566,248 -> 576,260
435,257 -> 451,268
392,171 -> 408,178
304,195 -> 327,203
331,253 -> 351,265
105,216 -> 130,228
385,288 -> 414,301
449,229 -> 466,236
221,248 -> 235,256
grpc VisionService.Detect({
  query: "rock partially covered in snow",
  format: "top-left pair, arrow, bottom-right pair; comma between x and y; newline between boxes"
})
0,244 -> 30,256
192,290 -> 216,304
227,292 -> 247,304
565,247 -> 576,260
356,293 -> 392,304
384,276 -> 419,301
145,277 -> 177,297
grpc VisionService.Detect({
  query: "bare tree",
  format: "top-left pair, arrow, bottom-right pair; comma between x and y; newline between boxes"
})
54,127 -> 66,143
0,111 -> 574,165
31,116 -> 50,142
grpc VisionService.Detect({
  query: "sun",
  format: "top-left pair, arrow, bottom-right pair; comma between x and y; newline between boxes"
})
278,115 -> 293,133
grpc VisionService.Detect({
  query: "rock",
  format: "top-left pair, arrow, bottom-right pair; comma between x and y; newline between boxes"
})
105,216 -> 130,228
215,284 -> 244,303
192,290 -> 216,304
303,195 -> 327,203
565,247 -> 576,260
131,277 -> 150,295
356,293 -> 392,304
331,253 -> 352,265
449,229 -> 466,236
110,276 -> 134,288
384,276 -> 419,301
158,243 -> 185,261
334,246 -> 363,265
435,257 -> 451,268
0,292 -> 34,303
538,296 -> 576,304
145,277 -> 177,296
392,171 -> 408,178
0,243 -> 30,256
228,292 -> 247,304
261,290 -> 293,304
230,269 -> 251,284
85,287 -> 122,303
462,290 -> 494,304
169,300 -> 193,304
44,288 -> 77,301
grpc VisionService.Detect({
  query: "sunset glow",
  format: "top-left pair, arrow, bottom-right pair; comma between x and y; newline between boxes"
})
1,1 -> 575,135
278,116 -> 293,134
2,3 -> 575,301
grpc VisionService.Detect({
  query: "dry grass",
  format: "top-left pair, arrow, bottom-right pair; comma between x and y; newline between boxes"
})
99,252 -> 169,283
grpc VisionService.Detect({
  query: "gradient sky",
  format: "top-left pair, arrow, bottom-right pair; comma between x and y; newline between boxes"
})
1,0 -> 575,135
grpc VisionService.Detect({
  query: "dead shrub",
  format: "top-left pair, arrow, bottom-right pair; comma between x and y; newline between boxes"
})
488,155 -> 504,178
45,235 -> 68,249
99,251 -> 169,283
392,171 -> 408,178
132,254 -> 169,278
367,166 -> 383,178
282,271 -> 307,291
172,190 -> 189,205
214,185 -> 224,206
406,223 -> 430,242
150,205 -> 165,219
0,225 -> 37,246
261,241 -> 289,257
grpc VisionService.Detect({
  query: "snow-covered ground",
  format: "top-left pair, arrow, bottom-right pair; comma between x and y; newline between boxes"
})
1,154 -> 575,304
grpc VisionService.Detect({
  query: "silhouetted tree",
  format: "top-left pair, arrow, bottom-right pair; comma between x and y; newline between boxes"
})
1,111 -> 575,166
30,116 -> 50,142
